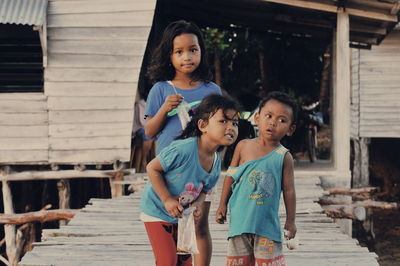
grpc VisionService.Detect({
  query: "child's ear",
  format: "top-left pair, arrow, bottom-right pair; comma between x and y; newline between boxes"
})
198,119 -> 207,133
286,124 -> 296,136
254,112 -> 260,125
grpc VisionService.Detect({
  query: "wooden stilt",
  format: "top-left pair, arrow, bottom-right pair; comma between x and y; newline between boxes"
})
57,179 -> 71,226
2,180 -> 18,265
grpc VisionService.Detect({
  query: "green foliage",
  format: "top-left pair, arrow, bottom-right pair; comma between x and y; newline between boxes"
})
201,25 -> 330,110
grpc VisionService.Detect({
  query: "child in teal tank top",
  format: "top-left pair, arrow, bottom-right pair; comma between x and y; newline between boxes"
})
216,91 -> 298,266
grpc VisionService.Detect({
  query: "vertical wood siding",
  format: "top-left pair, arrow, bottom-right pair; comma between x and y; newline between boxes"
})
350,48 -> 360,139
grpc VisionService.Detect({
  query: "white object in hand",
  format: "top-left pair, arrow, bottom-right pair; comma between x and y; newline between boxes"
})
284,230 -> 299,250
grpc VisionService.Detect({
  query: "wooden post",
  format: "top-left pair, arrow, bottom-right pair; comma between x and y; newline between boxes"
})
352,138 -> 370,188
57,179 -> 71,226
332,9 -> 352,236
2,180 -> 18,265
109,171 -> 124,198
333,9 -> 351,178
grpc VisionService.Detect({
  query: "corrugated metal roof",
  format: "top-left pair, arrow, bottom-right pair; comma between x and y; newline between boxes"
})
0,0 -> 48,26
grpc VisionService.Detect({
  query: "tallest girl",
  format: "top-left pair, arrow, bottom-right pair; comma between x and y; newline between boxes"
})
144,20 -> 222,265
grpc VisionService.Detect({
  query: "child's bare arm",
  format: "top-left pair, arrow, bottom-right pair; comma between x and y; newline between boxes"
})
216,141 -> 243,224
146,157 -> 183,217
282,152 -> 297,239
144,94 -> 183,138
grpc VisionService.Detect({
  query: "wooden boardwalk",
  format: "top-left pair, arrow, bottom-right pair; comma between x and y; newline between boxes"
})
20,174 -> 378,266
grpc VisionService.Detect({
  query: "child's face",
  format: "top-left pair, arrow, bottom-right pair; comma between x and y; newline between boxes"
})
200,109 -> 239,146
170,33 -> 201,77
255,99 -> 295,142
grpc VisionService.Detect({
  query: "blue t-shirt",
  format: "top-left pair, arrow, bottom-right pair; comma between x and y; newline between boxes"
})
140,137 -> 221,223
145,81 -> 221,154
227,145 -> 288,242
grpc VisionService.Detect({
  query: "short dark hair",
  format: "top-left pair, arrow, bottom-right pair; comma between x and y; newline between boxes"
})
177,94 -> 241,140
258,91 -> 298,124
147,20 -> 212,83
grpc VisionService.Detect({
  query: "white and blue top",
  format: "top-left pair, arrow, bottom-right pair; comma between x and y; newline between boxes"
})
145,81 -> 221,154
227,145 -> 288,242
140,137 -> 221,223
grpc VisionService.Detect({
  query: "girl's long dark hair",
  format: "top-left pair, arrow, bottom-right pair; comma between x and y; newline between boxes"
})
147,20 -> 212,83
177,94 -> 241,140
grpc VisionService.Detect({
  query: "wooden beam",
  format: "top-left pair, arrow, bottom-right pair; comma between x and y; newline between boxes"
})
0,209 -> 78,225
0,169 -> 134,182
261,0 -> 398,22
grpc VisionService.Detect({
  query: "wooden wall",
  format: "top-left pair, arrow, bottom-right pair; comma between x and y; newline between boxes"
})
0,0 -> 156,164
351,30 -> 400,139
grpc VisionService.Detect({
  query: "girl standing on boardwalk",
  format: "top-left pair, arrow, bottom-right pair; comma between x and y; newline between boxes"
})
140,94 -> 240,266
143,20 -> 222,265
216,91 -> 297,266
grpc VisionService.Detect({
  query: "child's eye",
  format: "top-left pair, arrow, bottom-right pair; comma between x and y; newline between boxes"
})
175,50 -> 182,54
219,120 -> 227,124
265,114 -> 272,118
233,121 -> 239,127
278,118 -> 286,123
191,48 -> 199,52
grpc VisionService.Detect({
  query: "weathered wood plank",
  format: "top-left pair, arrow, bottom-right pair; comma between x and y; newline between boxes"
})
48,110 -> 133,124
49,122 -> 131,137
0,126 -> 48,137
47,27 -> 151,41
48,40 -> 147,56
45,82 -> 137,97
48,0 -> 155,14
47,96 -> 134,110
49,136 -> 130,150
0,150 -> 48,163
0,100 -> 47,113
0,113 -> 48,125
48,54 -> 144,68
45,68 -> 140,82
0,138 -> 48,150
48,11 -> 154,27
49,149 -> 130,164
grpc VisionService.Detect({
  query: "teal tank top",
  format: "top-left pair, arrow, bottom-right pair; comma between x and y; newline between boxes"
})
227,145 -> 288,242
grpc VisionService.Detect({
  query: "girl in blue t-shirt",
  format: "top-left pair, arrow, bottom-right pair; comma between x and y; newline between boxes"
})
144,20 -> 221,265
140,94 -> 240,266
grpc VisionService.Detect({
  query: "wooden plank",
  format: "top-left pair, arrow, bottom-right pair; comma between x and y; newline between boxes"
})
49,110 -> 133,124
49,122 -> 131,137
0,125 -> 48,137
47,96 -> 134,110
45,68 -> 140,82
47,27 -> 151,41
0,138 -> 48,150
48,40 -> 147,56
0,150 -> 48,163
48,11 -> 155,28
49,149 -> 130,163
261,0 -> 397,21
45,82 -> 137,97
0,100 -> 47,113
49,136 -> 130,150
0,113 -> 48,125
48,54 -> 144,68
0,93 -> 46,100
48,0 -> 156,14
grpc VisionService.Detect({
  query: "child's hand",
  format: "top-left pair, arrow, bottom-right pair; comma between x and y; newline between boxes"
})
192,206 -> 202,223
284,221 -> 297,240
162,94 -> 184,113
215,205 -> 227,224
163,196 -> 183,218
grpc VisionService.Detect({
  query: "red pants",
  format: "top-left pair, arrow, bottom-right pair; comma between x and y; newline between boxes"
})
144,221 -> 192,266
